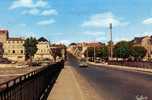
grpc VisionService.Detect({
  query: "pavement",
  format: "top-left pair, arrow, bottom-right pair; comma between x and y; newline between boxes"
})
47,65 -> 84,100
88,62 -> 152,74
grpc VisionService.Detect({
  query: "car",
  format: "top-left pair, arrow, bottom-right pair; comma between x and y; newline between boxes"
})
79,58 -> 88,68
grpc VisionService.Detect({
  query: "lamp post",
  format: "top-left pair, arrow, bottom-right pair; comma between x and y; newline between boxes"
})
109,23 -> 113,60
94,41 -> 96,62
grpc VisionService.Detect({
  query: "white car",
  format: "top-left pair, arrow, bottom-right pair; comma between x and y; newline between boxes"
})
79,58 -> 88,68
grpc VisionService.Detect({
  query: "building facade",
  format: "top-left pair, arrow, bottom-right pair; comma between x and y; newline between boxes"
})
0,30 -> 8,43
3,38 -> 25,62
0,30 -> 25,62
131,36 -> 152,60
34,37 -> 53,61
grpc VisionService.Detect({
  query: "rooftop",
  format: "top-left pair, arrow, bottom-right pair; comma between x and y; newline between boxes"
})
7,38 -> 24,41
38,37 -> 48,42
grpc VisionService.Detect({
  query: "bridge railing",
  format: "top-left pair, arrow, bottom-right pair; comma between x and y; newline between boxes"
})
0,62 -> 64,100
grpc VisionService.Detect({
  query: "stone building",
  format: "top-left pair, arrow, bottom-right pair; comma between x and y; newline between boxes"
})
34,37 -> 53,61
0,29 -> 25,62
131,36 -> 152,60
3,38 -> 25,62
0,30 -> 8,43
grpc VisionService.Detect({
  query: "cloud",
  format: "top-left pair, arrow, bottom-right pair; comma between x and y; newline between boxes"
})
37,19 -> 55,26
54,40 -> 71,45
80,31 -> 105,36
41,9 -> 58,16
115,37 -> 130,42
136,32 -> 152,37
9,0 -> 48,9
143,18 -> 152,24
22,8 -> 40,15
81,12 -> 128,28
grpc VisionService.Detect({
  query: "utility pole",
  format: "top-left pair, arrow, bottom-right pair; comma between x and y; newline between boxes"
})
109,23 -> 113,60
94,43 -> 96,62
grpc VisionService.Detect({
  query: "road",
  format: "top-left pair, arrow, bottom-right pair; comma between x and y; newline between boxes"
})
67,53 -> 152,100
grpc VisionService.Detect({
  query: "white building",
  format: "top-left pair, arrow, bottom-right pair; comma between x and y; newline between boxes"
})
34,37 -> 53,61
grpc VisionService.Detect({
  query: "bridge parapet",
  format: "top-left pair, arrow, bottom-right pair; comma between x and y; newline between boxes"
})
0,62 -> 64,100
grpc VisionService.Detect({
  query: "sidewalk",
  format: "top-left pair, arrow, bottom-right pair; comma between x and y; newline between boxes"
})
47,65 -> 84,100
89,62 -> 152,74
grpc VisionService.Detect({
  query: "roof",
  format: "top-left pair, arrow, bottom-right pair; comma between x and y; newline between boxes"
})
38,37 -> 48,42
8,38 -> 24,41
0,29 -> 8,33
131,37 -> 145,44
83,42 -> 104,48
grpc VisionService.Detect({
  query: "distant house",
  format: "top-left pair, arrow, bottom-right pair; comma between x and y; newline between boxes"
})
34,37 -> 53,61
131,36 -> 152,60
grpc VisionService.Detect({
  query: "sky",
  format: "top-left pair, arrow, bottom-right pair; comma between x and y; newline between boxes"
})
0,0 -> 152,45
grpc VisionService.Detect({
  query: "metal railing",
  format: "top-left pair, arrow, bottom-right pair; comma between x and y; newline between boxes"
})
0,62 -> 64,100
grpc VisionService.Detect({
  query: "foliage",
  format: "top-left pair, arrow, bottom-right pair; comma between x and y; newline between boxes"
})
113,41 -> 130,59
24,37 -> 38,59
130,46 -> 147,60
97,46 -> 108,59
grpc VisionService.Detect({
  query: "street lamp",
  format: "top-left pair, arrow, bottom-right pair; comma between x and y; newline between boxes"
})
109,23 -> 113,60
94,41 -> 96,62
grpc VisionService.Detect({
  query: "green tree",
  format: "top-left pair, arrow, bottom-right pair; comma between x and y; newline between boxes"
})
114,41 -> 130,59
97,46 -> 108,59
24,37 -> 38,64
130,46 -> 147,61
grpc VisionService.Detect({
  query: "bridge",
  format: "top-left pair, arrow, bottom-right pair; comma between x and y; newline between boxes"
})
0,62 -> 64,100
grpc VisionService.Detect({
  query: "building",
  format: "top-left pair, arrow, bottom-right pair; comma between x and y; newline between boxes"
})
0,30 -> 8,43
34,37 -> 53,61
0,29 -> 25,62
131,36 -> 152,60
50,44 -> 66,61
3,38 -> 25,62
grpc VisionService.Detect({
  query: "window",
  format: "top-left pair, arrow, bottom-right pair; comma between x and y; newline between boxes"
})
18,56 -> 23,58
21,50 -> 23,54
13,50 -> 15,54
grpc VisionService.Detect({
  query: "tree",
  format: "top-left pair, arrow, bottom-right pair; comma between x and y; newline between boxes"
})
130,46 -> 147,61
97,46 -> 108,59
24,37 -> 38,64
113,41 -> 130,59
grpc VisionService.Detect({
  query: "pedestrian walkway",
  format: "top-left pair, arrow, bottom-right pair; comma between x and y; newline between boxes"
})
89,62 -> 152,74
47,65 -> 84,100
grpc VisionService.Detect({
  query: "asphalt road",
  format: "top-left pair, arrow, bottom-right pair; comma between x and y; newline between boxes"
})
67,54 -> 152,100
